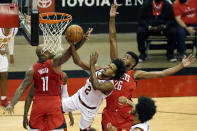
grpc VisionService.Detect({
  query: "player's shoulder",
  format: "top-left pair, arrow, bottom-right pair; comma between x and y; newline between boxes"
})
127,69 -> 136,74
25,66 -> 34,76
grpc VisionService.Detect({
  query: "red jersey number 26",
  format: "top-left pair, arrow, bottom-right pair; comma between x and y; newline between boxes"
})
41,76 -> 48,91
114,80 -> 123,90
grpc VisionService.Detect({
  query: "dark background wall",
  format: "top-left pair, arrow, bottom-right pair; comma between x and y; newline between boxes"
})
55,0 -> 143,33
0,0 -> 144,33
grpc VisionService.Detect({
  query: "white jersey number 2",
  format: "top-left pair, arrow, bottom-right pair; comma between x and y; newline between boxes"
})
41,76 -> 48,91
85,86 -> 91,95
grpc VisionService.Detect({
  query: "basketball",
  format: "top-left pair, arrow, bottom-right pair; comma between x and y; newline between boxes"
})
65,25 -> 84,43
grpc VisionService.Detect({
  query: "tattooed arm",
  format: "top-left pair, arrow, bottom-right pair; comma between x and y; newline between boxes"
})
3,67 -> 34,115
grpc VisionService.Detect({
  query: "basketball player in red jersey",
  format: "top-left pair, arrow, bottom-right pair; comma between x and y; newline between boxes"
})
101,4 -> 195,131
4,28 -> 93,131
23,72 -> 74,131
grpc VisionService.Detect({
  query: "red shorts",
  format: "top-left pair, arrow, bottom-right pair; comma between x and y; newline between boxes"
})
30,96 -> 64,130
102,108 -> 134,131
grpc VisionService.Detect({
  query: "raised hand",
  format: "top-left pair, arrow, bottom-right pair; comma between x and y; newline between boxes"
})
84,28 -> 93,40
182,54 -> 195,67
110,3 -> 119,18
90,52 -> 99,66
118,96 -> 128,105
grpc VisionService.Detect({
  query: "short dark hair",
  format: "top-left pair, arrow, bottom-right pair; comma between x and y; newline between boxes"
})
136,96 -> 156,123
112,58 -> 126,80
126,51 -> 139,68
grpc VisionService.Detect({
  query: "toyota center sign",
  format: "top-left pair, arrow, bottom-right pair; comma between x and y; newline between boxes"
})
54,0 -> 143,32
61,0 -> 143,7
37,0 -> 52,8
37,0 -> 55,13
35,0 -> 143,33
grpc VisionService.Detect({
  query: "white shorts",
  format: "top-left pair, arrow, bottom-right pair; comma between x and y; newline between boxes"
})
62,93 -> 100,130
0,54 -> 8,72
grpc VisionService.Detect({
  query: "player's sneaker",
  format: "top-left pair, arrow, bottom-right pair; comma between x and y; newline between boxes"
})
1,98 -> 9,107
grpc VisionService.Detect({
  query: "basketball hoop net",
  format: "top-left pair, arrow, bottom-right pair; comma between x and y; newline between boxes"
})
39,12 -> 72,55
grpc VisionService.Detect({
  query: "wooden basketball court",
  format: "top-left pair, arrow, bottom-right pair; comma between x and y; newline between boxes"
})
1,97 -> 197,131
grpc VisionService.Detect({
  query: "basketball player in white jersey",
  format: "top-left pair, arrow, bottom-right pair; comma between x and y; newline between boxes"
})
61,42 -> 126,131
107,96 -> 156,131
0,27 -> 18,107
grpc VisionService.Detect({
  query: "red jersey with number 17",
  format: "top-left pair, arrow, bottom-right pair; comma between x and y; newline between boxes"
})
33,59 -> 61,96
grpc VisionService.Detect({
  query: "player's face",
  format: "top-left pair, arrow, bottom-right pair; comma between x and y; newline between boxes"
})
44,51 -> 55,59
102,63 -> 117,78
122,54 -> 135,69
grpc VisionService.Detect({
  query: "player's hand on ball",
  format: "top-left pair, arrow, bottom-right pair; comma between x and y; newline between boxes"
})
67,40 -> 74,46
118,96 -> 128,105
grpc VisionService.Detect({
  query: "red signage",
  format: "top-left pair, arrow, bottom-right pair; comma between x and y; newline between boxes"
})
37,0 -> 55,13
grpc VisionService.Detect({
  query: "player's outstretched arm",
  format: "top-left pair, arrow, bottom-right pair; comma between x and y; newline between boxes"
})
134,54 -> 195,80
52,28 -> 93,68
89,52 -> 113,95
109,3 -> 119,61
23,85 -> 34,129
3,67 -> 34,115
69,41 -> 91,70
